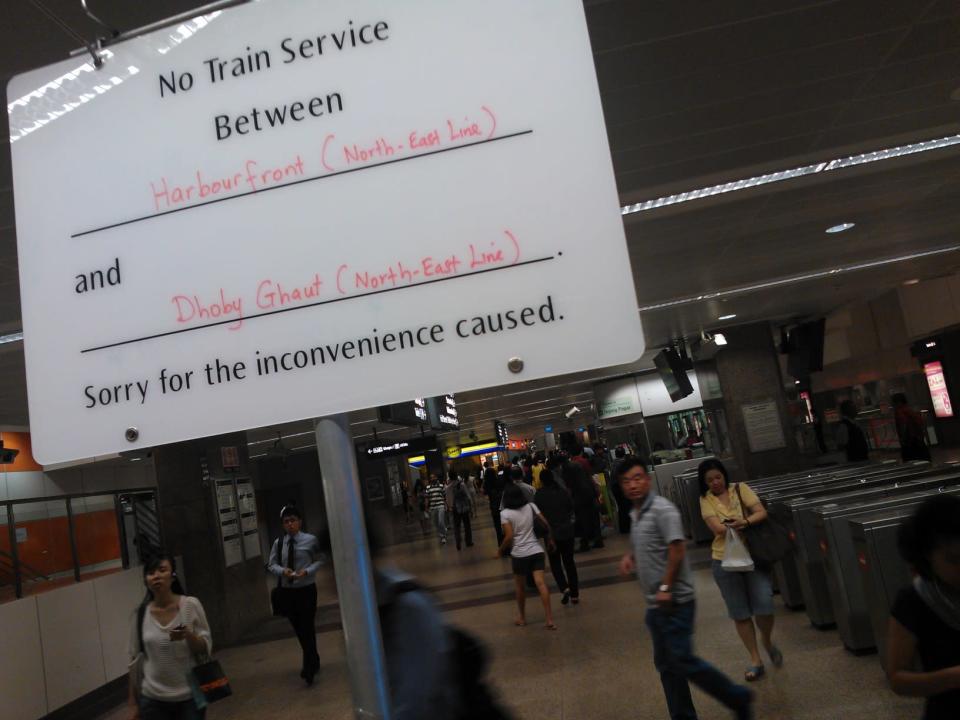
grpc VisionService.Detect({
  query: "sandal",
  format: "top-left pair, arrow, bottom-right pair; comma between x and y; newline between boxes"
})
514,619 -> 526,627
744,665 -> 765,682
545,623 -> 558,631
767,645 -> 784,668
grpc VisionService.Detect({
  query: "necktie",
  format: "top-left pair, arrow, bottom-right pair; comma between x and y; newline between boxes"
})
286,535 -> 296,585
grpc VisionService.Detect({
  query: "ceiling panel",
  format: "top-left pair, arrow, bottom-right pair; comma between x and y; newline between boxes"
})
2,0 -> 960,445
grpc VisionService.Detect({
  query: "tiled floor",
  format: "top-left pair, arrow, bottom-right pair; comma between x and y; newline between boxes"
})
102,511 -> 923,719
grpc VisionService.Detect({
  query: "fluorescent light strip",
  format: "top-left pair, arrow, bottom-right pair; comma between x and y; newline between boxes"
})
638,244 -> 960,312
621,134 -> 960,216
0,332 -> 23,345
9,11 -> 223,143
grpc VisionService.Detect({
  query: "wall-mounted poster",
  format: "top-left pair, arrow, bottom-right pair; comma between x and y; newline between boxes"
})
215,478 -> 243,567
741,400 -> 787,453
236,478 -> 260,559
925,361 -> 954,418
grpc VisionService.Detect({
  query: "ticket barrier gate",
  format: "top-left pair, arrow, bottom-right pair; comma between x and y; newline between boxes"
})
760,464 -> 941,616
851,514 -> 915,670
815,483 -> 960,653
670,469 -> 714,543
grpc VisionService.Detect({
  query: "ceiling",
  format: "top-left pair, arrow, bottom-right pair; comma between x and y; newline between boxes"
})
3,0 -> 960,455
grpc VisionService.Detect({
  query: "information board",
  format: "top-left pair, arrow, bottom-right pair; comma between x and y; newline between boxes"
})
741,400 -> 787,453
9,0 -> 644,464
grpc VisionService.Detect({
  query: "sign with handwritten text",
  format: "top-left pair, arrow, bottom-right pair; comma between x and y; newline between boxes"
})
9,0 -> 643,464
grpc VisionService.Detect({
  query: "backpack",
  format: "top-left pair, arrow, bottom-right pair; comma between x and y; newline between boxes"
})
383,580 -> 512,720
453,480 -> 471,514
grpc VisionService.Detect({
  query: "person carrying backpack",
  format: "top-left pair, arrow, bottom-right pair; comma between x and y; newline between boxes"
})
377,569 -> 513,720
447,470 -> 474,551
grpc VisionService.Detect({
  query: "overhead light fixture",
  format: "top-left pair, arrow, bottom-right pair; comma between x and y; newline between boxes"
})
637,243 -> 960,312
795,380 -> 801,385
0,332 -> 23,345
903,278 -> 920,286
713,333 -> 727,346
621,134 -> 960,216
564,406 -> 581,419
825,223 -> 856,234
718,314 -> 737,321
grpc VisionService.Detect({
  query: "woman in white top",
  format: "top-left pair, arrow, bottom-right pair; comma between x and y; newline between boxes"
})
128,554 -> 212,720
496,483 -> 557,629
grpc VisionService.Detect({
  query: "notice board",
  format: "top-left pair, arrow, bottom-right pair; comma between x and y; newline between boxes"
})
9,0 -> 644,464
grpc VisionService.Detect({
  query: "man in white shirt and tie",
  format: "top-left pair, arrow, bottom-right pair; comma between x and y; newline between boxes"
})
268,506 -> 324,685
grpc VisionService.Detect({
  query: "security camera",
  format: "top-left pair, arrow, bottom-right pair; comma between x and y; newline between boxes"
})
564,406 -> 580,419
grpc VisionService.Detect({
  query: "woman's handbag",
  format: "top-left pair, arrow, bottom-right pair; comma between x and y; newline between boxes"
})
187,655 -> 232,709
721,527 -> 755,572
735,484 -> 794,570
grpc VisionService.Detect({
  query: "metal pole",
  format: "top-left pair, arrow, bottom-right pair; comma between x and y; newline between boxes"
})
313,414 -> 392,720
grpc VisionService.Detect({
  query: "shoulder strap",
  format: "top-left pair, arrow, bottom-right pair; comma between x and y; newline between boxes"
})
137,601 -> 148,655
275,535 -> 284,589
735,483 -> 746,517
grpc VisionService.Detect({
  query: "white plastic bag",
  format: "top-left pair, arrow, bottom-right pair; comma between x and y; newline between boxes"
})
722,527 -> 755,572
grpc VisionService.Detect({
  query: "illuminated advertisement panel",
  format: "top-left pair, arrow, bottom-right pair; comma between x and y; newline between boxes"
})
924,361 -> 954,418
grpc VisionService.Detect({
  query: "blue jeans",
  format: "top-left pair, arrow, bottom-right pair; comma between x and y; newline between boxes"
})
645,602 -> 750,720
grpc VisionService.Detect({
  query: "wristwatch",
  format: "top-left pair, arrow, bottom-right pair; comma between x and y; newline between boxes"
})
658,584 -> 671,593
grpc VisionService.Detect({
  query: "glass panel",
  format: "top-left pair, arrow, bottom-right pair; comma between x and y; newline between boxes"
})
73,495 -> 124,581
15,499 -> 74,597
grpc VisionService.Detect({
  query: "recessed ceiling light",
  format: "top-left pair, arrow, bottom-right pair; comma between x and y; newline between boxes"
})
713,333 -> 727,346
903,278 -> 920,286
718,314 -> 737,320
825,222 -> 856,234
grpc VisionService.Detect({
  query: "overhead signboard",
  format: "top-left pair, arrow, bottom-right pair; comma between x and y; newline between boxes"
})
377,398 -> 428,427
427,394 -> 459,431
494,420 -> 509,447
364,435 -> 437,459
8,0 -> 644,464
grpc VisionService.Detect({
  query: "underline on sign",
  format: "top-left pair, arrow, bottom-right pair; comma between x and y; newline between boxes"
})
80,255 -> 555,354
71,129 -> 535,239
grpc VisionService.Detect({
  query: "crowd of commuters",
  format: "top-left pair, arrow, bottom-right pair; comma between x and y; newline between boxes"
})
125,445 -> 959,720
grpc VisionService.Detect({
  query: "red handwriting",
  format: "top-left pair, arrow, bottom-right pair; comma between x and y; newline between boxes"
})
256,274 -> 323,309
322,106 -> 499,173
172,289 -> 244,330
169,229 -> 521,328
336,229 -> 520,295
150,155 -> 305,212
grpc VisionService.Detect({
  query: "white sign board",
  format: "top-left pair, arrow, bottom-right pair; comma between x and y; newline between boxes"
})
215,478 -> 243,566
237,478 -> 261,559
9,0 -> 643,464
741,400 -> 787,453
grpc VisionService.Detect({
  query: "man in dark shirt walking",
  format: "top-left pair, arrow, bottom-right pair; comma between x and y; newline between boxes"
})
483,461 -> 507,546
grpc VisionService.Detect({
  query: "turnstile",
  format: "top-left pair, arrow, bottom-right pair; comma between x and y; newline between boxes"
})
759,463 -> 940,614
851,514 -> 914,669
813,483 -> 960,652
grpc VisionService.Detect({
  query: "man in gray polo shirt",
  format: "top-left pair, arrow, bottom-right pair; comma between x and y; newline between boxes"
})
617,456 -> 753,720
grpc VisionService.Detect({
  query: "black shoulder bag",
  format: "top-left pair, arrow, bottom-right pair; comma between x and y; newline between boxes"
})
736,484 -> 794,571
269,534 -> 290,617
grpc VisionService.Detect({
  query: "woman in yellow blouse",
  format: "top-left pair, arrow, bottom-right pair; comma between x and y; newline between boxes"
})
698,459 -> 783,682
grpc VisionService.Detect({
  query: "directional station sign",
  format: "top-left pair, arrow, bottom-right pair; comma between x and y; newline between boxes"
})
9,0 -> 644,465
